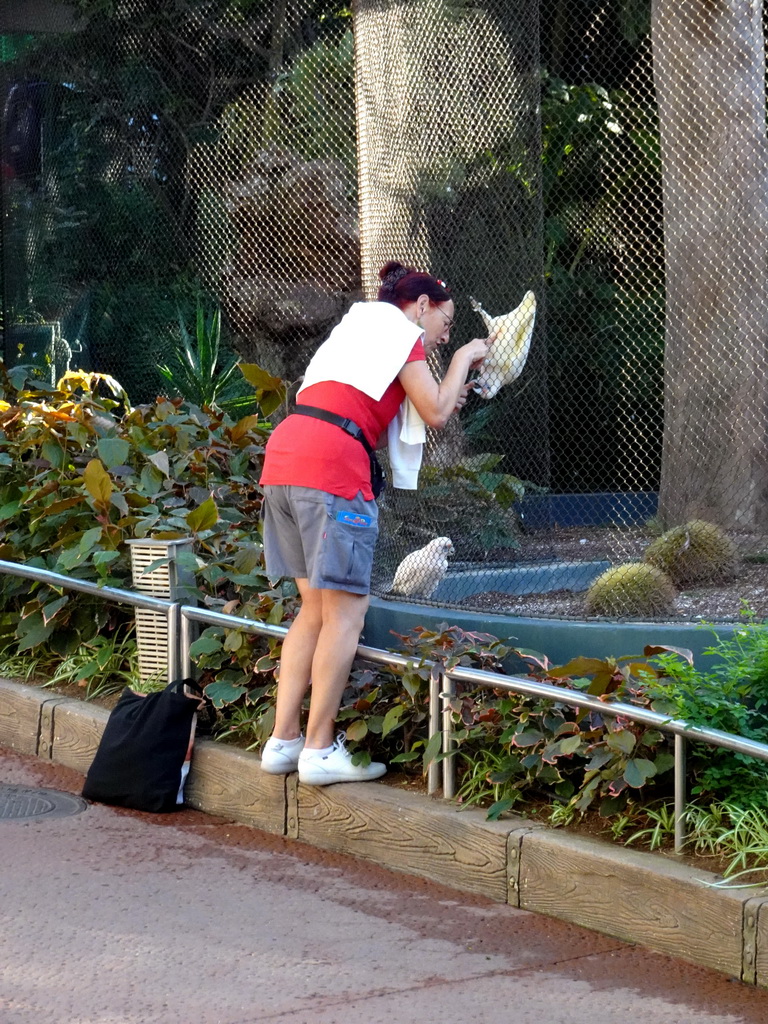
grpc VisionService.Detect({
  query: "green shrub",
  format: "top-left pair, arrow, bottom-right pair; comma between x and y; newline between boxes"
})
584,562 -> 676,617
648,624 -> 768,807
643,520 -> 737,587
0,360 -> 289,675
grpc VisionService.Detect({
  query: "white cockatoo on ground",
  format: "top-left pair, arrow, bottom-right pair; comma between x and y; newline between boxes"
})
391,537 -> 455,598
469,290 -> 537,399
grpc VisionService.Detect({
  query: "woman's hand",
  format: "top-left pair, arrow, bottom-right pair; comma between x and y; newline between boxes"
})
399,336 -> 491,429
454,381 -> 475,412
460,336 -> 492,370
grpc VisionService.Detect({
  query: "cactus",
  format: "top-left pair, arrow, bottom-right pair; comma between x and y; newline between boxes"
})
643,520 -> 737,588
585,563 -> 676,618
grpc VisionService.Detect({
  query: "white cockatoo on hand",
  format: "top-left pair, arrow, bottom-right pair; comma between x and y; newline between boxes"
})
391,537 -> 455,598
469,290 -> 537,399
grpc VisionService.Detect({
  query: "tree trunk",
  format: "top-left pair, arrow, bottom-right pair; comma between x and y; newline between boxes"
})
652,0 -> 768,530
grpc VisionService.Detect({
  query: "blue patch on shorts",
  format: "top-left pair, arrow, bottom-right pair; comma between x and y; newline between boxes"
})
335,510 -> 374,528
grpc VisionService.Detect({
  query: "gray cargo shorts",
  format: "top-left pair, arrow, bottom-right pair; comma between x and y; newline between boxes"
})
261,485 -> 379,594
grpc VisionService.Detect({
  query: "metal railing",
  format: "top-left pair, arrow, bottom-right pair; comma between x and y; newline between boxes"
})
2,557 -> 768,853
0,560 -> 183,682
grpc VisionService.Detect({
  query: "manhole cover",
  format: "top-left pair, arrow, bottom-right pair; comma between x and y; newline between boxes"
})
0,784 -> 87,822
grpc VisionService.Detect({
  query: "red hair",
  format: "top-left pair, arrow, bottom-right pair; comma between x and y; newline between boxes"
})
377,261 -> 451,309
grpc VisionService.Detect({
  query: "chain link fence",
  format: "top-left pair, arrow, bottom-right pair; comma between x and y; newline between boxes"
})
1,0 -> 767,623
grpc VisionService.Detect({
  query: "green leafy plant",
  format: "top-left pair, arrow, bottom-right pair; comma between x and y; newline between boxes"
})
625,801 -> 677,851
445,644 -> 681,820
159,301 -> 286,417
0,359 -> 291,699
646,626 -> 768,808
43,627 -> 143,700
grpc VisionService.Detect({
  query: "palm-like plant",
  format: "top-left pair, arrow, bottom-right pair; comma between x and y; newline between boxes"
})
159,300 -> 257,415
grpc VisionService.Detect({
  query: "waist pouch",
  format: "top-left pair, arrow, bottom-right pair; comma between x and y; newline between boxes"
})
292,404 -> 385,498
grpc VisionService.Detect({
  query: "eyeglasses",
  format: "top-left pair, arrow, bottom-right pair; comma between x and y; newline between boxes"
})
436,307 -> 455,331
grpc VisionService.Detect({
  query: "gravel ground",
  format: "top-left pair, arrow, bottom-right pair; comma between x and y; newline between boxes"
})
458,526 -> 768,623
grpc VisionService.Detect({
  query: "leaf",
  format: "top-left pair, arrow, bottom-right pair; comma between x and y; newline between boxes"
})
607,729 -> 636,755
31,496 -> 85,523
643,644 -> 694,665
83,459 -> 112,505
41,439 -> 65,468
110,492 -> 129,516
598,795 -> 626,817
421,729 -> 443,771
549,657 -> 612,678
139,465 -> 164,494
0,500 -> 20,520
653,751 -> 676,774
390,750 -> 420,763
238,363 -> 284,391
267,602 -> 284,625
623,757 -> 657,788
486,797 -> 517,821
203,679 -> 248,708
189,635 -> 223,657
93,550 -> 120,567
187,497 -> 218,533
230,415 -> 263,443
232,544 -> 262,574
223,630 -> 243,652
345,719 -> 368,741
97,437 -> 131,469
585,750 -> 613,771
42,595 -> 69,625
148,450 -> 171,478
559,734 -> 582,755
16,611 -> 54,652
381,704 -> 405,737
511,728 -> 545,748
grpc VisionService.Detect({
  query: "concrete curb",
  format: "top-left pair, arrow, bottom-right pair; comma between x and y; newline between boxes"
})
2,676 -> 766,986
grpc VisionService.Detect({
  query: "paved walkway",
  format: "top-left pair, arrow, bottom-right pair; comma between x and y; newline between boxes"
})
2,745 -> 768,1024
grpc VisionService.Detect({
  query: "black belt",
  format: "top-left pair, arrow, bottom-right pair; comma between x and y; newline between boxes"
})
293,404 -> 375,456
292,404 -> 384,497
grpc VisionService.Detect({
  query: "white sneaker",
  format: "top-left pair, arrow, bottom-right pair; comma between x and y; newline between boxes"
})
298,734 -> 387,786
260,735 -> 305,774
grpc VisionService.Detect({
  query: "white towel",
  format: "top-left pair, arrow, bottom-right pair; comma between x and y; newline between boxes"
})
298,300 -> 427,489
387,398 -> 426,489
298,301 -> 423,401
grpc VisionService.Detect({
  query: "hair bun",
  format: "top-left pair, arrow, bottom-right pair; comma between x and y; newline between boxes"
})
379,260 -> 411,285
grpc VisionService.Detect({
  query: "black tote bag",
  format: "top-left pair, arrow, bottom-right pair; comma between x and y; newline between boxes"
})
82,678 -> 209,813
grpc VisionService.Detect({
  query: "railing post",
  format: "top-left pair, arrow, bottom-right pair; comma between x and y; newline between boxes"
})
442,671 -> 456,800
180,609 -> 195,680
428,663 -> 442,795
674,733 -> 687,854
166,602 -> 181,683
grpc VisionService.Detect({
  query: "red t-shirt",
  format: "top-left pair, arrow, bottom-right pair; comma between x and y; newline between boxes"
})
260,339 -> 425,500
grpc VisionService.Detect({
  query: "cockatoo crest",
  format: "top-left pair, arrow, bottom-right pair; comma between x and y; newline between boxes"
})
391,537 -> 455,598
469,290 -> 536,399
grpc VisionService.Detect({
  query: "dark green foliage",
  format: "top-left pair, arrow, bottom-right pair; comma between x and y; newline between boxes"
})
540,74 -> 663,493
2,0 -> 355,401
